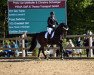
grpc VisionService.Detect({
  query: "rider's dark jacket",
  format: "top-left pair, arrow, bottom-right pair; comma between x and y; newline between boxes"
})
47,17 -> 58,28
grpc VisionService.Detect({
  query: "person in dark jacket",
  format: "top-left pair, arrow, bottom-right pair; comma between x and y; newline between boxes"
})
83,37 -> 89,57
3,42 -> 12,57
92,39 -> 94,55
45,11 -> 58,39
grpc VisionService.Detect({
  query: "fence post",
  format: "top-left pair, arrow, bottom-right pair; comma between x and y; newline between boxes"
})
89,31 -> 93,57
22,35 -> 26,57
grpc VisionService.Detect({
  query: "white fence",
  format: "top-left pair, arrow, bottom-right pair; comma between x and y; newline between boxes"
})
0,37 -> 31,57
0,34 -> 94,58
66,34 -> 94,57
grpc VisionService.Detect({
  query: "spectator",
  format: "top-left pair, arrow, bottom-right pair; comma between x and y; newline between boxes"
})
3,42 -> 12,57
83,37 -> 89,57
76,37 -> 82,55
92,38 -> 94,55
11,41 -> 19,57
76,37 -> 81,47
65,39 -> 75,56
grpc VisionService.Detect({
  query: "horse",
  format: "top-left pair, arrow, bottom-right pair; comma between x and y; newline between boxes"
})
28,23 -> 69,59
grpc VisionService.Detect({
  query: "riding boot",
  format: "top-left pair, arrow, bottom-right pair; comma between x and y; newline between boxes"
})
47,33 -> 51,40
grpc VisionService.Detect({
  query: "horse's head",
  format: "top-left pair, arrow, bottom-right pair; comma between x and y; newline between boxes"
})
56,23 -> 69,37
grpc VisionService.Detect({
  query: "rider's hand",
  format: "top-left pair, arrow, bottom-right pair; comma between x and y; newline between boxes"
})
53,25 -> 55,27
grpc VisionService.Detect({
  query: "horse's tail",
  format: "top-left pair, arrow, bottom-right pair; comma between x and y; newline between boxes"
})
28,34 -> 37,51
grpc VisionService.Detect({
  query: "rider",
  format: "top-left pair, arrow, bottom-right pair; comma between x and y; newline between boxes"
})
45,11 -> 58,39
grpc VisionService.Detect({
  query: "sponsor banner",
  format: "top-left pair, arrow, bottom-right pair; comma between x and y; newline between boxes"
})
9,1 -> 65,9
8,0 -> 67,34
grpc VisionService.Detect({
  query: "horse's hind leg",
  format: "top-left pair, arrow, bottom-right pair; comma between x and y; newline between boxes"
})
38,48 -> 41,58
58,43 -> 63,59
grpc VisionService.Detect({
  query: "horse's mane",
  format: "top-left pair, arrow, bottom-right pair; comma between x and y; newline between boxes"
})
55,23 -> 64,35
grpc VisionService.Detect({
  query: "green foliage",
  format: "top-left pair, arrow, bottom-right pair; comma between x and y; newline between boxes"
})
32,48 -> 38,56
62,39 -> 68,49
0,0 -> 8,38
67,0 -> 94,34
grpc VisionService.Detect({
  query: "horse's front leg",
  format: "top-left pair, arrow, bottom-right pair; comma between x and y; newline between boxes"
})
58,42 -> 64,59
39,47 -> 47,59
41,48 -> 47,59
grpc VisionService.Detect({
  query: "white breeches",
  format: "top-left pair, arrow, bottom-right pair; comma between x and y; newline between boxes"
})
45,27 -> 54,38
47,27 -> 53,34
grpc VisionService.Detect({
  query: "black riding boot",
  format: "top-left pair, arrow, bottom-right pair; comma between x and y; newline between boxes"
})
47,33 -> 51,40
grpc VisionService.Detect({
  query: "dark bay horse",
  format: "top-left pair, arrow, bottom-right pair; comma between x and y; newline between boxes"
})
29,23 -> 69,59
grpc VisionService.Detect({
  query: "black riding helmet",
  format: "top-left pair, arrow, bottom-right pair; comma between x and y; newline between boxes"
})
50,11 -> 54,15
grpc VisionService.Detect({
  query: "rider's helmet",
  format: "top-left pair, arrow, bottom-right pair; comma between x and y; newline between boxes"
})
50,11 -> 55,15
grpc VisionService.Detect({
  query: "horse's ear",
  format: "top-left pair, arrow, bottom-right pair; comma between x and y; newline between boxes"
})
59,23 -> 65,27
59,23 -> 62,26
62,23 -> 66,26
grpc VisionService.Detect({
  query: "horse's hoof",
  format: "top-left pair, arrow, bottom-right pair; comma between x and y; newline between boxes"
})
62,58 -> 64,60
47,59 -> 50,60
38,57 -> 41,60
46,57 -> 49,60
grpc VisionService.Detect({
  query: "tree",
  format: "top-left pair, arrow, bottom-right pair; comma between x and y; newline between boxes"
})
0,0 -> 8,38
67,0 -> 94,35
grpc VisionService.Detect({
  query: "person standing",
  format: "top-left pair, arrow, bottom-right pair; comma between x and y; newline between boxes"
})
11,41 -> 19,57
3,42 -> 11,57
92,38 -> 94,55
76,37 -> 82,55
83,37 -> 89,57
